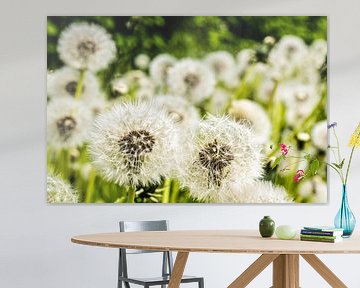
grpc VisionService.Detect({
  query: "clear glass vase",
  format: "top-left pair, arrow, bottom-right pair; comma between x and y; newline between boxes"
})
334,185 -> 356,237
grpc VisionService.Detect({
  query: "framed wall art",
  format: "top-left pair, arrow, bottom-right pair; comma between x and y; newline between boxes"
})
47,16 -> 327,204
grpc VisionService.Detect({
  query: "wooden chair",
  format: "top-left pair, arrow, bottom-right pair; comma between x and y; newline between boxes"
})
118,220 -> 204,288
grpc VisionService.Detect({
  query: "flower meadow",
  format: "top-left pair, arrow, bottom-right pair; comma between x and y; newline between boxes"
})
47,16 -> 327,204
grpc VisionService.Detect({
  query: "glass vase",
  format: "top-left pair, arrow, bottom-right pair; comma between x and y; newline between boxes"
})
334,185 -> 356,237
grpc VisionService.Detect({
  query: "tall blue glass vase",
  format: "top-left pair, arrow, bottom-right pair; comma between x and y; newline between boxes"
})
334,185 -> 356,237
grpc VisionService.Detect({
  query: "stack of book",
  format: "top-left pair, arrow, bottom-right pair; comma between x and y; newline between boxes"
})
300,226 -> 344,243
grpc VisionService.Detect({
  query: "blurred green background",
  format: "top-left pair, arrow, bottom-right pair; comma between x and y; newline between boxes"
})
48,16 -> 327,72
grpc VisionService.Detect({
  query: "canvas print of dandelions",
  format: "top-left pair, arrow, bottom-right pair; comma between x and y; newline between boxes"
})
47,16 -> 328,204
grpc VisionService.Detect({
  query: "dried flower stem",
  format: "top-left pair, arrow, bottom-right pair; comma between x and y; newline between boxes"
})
345,130 -> 360,185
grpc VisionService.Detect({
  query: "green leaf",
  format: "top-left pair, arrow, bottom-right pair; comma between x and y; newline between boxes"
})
271,156 -> 283,169
339,158 -> 345,169
310,159 -> 320,176
332,162 -> 341,169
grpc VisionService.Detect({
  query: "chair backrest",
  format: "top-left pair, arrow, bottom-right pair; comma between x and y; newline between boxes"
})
119,220 -> 169,254
118,220 -> 174,281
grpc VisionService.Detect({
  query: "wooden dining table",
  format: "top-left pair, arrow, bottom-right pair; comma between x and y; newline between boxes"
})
71,230 -> 360,288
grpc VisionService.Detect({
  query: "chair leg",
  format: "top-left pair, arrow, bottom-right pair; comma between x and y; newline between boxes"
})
199,278 -> 204,288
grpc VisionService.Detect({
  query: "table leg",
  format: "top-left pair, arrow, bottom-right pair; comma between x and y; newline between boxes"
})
168,252 -> 189,288
272,254 -> 299,288
228,254 -> 279,288
301,254 -> 347,288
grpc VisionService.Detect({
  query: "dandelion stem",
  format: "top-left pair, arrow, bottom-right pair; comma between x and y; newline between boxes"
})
127,185 -> 136,203
170,179 -> 180,203
85,169 -> 97,203
75,69 -> 85,100
162,178 -> 171,203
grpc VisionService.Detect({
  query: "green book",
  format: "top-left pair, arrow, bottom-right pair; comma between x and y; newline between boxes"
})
303,226 -> 344,233
300,234 -> 340,240
300,236 -> 343,243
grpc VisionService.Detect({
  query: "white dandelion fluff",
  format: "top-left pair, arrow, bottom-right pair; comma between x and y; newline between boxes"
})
228,99 -> 272,144
204,51 -> 238,87
112,71 -> 155,99
308,39 -> 327,69
255,78 -> 276,103
207,88 -> 231,114
245,62 -> 270,83
124,70 -> 154,90
298,176 -> 327,203
277,81 -> 320,125
57,22 -> 116,72
236,49 -> 256,77
135,86 -> 155,102
268,35 -> 309,79
47,175 -> 79,203
47,66 -> 101,100
149,54 -> 177,87
181,115 -> 263,202
89,102 -> 182,187
47,98 -> 93,149
85,95 -> 109,118
311,120 -> 328,150
226,181 -> 293,203
168,58 -> 216,104
134,53 -> 150,70
153,94 -> 200,130
111,78 -> 129,96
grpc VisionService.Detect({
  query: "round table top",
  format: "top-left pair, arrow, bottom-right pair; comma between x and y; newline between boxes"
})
71,230 -> 360,254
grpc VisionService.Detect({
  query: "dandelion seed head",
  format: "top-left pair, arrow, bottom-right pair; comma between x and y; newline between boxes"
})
298,176 -> 327,203
168,58 -> 216,104
204,51 -> 238,87
153,95 -> 200,130
255,78 -> 276,103
89,102 -> 182,186
228,99 -> 271,144
47,98 -> 93,149
149,54 -> 177,87
226,181 -> 293,203
135,86 -> 155,102
134,53 -> 150,70
277,81 -> 320,125
112,78 -> 129,95
181,115 -> 263,202
236,49 -> 256,76
47,175 -> 79,203
47,66 -> 101,101
263,36 -> 276,46
312,120 -> 328,151
245,63 -> 270,83
85,95 -> 109,118
309,39 -> 327,69
57,22 -> 116,72
269,35 -> 308,79
207,88 -> 231,114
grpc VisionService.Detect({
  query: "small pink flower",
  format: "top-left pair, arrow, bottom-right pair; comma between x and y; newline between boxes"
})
280,143 -> 289,156
294,169 -> 305,183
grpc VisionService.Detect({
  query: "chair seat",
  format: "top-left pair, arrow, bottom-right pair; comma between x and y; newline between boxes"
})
119,274 -> 203,285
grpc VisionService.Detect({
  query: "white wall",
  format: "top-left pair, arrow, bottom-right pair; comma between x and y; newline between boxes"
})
1,1 -> 360,287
